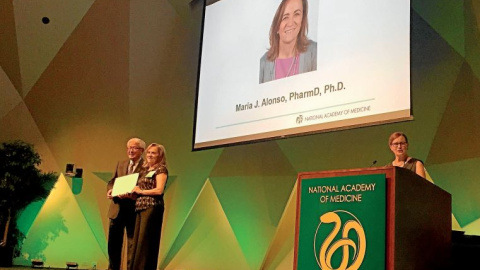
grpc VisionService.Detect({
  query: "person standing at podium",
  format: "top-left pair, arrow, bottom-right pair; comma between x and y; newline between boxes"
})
107,138 -> 146,270
388,132 -> 426,178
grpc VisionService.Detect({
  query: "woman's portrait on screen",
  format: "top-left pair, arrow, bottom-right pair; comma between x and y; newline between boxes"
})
259,0 -> 317,84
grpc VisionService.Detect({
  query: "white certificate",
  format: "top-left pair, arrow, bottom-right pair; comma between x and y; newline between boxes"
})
112,173 -> 139,197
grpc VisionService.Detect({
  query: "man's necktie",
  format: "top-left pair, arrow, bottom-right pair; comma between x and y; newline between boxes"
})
127,162 -> 134,174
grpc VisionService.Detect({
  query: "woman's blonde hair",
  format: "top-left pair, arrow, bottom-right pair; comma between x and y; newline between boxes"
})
143,143 -> 167,169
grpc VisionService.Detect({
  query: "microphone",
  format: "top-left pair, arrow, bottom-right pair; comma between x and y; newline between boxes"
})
369,160 -> 377,167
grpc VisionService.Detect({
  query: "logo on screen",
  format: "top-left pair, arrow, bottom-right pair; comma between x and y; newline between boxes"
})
314,211 -> 366,270
296,115 -> 303,124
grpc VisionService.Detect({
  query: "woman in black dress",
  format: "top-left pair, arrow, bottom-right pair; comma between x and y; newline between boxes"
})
130,143 -> 168,270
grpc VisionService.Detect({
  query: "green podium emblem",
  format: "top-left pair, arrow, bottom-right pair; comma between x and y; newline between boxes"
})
296,174 -> 386,270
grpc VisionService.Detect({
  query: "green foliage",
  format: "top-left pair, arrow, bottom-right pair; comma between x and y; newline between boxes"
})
0,140 -> 58,262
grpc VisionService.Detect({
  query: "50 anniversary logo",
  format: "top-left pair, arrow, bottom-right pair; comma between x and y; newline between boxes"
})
314,210 -> 366,270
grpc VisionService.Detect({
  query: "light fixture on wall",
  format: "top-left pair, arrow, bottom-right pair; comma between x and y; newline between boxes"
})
31,259 -> 44,268
64,164 -> 84,195
66,261 -> 79,269
65,163 -> 75,177
65,164 -> 83,178
75,168 -> 83,178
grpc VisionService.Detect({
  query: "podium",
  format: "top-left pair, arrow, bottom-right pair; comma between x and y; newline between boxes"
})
294,166 -> 451,270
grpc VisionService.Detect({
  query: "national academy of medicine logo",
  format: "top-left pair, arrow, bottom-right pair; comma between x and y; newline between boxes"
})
296,115 -> 303,124
314,210 -> 366,270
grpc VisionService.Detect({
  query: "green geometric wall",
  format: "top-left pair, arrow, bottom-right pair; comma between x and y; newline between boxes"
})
1,0 -> 479,269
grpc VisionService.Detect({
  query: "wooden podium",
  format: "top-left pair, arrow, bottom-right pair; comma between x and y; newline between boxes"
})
294,166 -> 451,270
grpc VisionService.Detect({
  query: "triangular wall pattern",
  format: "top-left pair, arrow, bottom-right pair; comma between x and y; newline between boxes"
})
14,174 -> 108,269
162,179 -> 250,270
14,0 -> 95,96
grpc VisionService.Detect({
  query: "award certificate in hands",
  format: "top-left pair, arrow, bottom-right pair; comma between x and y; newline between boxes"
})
112,173 -> 139,197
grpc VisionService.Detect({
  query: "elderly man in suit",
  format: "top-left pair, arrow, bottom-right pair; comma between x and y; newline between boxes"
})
107,138 -> 146,270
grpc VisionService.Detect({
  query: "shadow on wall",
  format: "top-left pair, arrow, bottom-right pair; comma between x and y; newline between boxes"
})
14,211 -> 68,266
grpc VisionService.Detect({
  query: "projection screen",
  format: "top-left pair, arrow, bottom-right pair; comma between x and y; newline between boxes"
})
193,0 -> 411,150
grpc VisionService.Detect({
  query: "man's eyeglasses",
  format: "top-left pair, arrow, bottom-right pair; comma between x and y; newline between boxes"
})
127,147 -> 142,151
391,142 -> 407,147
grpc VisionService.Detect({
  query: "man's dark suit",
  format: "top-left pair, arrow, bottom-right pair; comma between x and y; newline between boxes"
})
107,158 -> 143,270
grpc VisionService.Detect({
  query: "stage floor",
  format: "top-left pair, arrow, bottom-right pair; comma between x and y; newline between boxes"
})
0,267 -> 65,270
0,267 -> 91,270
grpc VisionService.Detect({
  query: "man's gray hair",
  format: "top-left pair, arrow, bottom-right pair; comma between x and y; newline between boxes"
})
127,138 -> 146,150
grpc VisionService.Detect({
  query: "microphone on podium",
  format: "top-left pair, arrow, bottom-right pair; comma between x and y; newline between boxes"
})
369,160 -> 377,167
